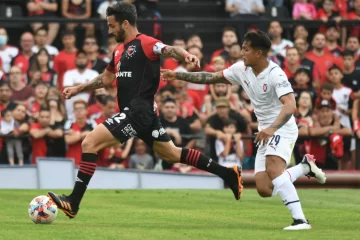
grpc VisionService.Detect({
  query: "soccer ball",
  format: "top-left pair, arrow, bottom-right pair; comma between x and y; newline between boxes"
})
28,195 -> 58,224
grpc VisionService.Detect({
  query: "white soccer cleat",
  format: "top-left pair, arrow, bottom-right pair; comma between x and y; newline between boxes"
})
301,154 -> 327,184
283,219 -> 312,230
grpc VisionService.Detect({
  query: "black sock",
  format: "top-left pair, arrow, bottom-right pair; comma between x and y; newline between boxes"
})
180,148 -> 232,181
69,153 -> 97,204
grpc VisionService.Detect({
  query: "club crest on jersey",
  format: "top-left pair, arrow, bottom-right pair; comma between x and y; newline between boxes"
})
263,83 -> 268,92
126,45 -> 136,59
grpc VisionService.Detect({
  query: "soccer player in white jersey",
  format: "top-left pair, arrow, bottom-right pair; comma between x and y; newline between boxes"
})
161,30 -> 327,230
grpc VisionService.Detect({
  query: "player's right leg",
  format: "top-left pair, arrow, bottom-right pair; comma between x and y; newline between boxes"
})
48,124 -> 119,219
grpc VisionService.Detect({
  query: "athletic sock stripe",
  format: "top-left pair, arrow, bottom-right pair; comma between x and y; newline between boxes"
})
79,169 -> 94,175
81,162 -> 97,166
186,149 -> 192,165
188,149 -> 195,165
80,165 -> 96,170
79,167 -> 96,174
190,149 -> 196,165
285,200 -> 300,206
193,151 -> 200,166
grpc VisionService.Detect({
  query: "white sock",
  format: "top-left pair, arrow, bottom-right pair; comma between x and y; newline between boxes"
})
285,163 -> 309,183
272,173 -> 306,220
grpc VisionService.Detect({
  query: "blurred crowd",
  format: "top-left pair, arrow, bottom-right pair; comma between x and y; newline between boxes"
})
0,0 -> 359,171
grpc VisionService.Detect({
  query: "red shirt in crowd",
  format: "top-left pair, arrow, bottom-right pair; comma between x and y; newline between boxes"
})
87,103 -> 103,118
210,49 -> 231,68
347,12 -> 360,38
30,123 -> 47,164
26,100 -> 42,117
53,50 -> 77,90
162,58 -> 179,70
305,50 -> 337,84
11,53 -> 33,74
324,45 -> 344,59
64,120 -> 96,166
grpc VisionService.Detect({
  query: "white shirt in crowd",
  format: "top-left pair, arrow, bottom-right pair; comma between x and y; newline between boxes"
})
226,0 -> 264,16
222,60 -> 296,130
0,118 -> 15,135
271,39 -> 294,58
333,86 -> 353,129
215,139 -> 243,167
63,68 -> 98,120
97,0 -> 117,19
0,45 -> 19,73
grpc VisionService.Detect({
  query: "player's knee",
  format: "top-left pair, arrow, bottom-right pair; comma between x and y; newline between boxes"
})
81,135 -> 98,153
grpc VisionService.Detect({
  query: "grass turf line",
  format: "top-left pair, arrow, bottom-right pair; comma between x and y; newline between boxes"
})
0,189 -> 359,240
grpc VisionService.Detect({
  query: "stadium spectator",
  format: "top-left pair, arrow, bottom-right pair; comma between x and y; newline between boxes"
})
352,98 -> 360,140
32,28 -> 59,64
211,27 -> 238,67
317,0 -> 342,31
282,47 -> 301,82
229,43 -> 242,64
205,97 -> 248,161
292,0 -> 317,20
129,138 -> 154,170
157,84 -> 176,110
294,38 -> 321,87
175,90 -> 193,119
161,36 -> 186,70
0,28 -> 19,73
88,88 -> 108,118
345,35 -> 360,59
305,33 -> 337,86
46,87 -> 66,157
28,48 -> 58,87
26,82 -> 49,122
342,50 -> 360,96
202,83 -> 231,117
315,82 -> 337,112
102,36 -> 117,63
207,56 -> 226,73
82,36 -> 107,74
186,34 -> 203,49
268,20 -> 293,59
0,109 -> 24,166
53,30 -> 78,90
347,0 -> 360,38
1,104 -> 30,164
62,0 -> 94,37
0,82 -> 17,112
30,107 -> 64,164
26,0 -> 59,45
293,24 -> 309,41
324,23 -> 343,58
64,99 -> 96,166
215,119 -> 243,167
308,99 -> 352,170
8,66 -> 33,105
160,97 -> 195,169
295,91 -> 313,127
225,0 -> 265,18
63,50 -> 98,120
11,32 -> 35,75
97,0 -> 117,19
292,68 -> 317,104
107,138 -> 134,169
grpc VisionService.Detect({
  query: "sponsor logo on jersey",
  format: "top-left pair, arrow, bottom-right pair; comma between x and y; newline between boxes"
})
126,45 -> 136,59
244,79 -> 249,86
152,127 -> 166,138
116,71 -> 132,78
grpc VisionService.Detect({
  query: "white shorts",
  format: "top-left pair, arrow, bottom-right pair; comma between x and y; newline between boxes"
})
254,126 -> 298,174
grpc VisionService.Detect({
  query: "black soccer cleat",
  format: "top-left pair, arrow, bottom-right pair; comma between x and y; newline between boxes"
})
48,192 -> 79,219
283,219 -> 312,230
228,166 -> 244,200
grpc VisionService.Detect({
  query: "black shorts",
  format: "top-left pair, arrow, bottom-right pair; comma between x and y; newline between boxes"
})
102,99 -> 171,147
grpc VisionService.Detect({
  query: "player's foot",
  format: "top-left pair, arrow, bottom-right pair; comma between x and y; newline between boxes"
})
227,166 -> 243,200
283,219 -> 312,230
301,154 -> 327,184
47,192 -> 79,219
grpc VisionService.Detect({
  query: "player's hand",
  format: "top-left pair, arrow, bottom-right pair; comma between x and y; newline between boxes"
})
254,127 -> 276,147
160,69 -> 176,81
63,86 -> 80,99
184,54 -> 200,68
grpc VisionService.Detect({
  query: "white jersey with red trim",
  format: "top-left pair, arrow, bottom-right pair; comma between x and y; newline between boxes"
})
222,60 -> 296,130
0,45 -> 19,73
271,39 -> 293,58
333,86 -> 354,128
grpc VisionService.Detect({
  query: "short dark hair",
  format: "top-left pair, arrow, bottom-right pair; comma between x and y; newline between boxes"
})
1,109 -> 10,118
295,68 -> 311,79
223,26 -> 236,35
342,49 -> 355,58
243,30 -> 272,56
0,81 -> 10,88
329,65 -> 342,74
39,106 -> 50,113
173,35 -> 185,42
103,95 -> 116,105
35,27 -> 47,36
76,49 -> 87,57
162,97 -> 176,105
35,81 -> 50,88
159,84 -> 176,95
321,82 -> 334,92
61,29 -> 75,38
106,2 -> 137,26
223,118 -> 237,128
346,35 -> 359,43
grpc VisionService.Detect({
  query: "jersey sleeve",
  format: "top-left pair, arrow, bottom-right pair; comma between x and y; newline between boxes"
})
270,68 -> 294,99
140,35 -> 163,60
222,61 -> 245,85
105,53 -> 115,73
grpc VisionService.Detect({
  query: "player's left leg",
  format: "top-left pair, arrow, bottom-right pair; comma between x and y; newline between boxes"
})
152,140 -> 243,200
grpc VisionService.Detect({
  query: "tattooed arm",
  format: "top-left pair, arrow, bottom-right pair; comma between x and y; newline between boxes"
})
161,46 -> 188,61
168,71 -> 229,84
77,70 -> 115,92
269,93 -> 297,130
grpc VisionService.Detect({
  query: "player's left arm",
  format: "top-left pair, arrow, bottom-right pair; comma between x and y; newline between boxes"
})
269,93 -> 297,130
153,42 -> 200,67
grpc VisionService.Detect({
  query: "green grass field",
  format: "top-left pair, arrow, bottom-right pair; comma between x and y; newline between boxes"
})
0,189 -> 359,240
